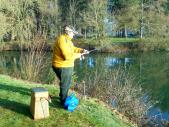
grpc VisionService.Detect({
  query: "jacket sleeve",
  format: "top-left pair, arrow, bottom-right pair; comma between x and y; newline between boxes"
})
73,46 -> 83,53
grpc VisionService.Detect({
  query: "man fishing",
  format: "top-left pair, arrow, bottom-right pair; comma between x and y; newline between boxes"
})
52,25 -> 89,106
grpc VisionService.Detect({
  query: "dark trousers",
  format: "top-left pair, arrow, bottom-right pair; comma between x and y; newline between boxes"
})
52,66 -> 73,104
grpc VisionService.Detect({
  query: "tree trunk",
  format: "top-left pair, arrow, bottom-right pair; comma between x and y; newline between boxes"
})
85,27 -> 87,40
125,25 -> 128,38
140,0 -> 143,38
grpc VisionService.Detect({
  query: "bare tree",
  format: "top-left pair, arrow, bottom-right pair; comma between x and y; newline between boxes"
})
81,0 -> 107,39
68,0 -> 80,28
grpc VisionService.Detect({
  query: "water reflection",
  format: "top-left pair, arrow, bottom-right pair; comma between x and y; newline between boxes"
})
104,57 -> 134,68
148,107 -> 169,123
87,57 -> 95,68
74,52 -> 169,122
105,57 -> 119,67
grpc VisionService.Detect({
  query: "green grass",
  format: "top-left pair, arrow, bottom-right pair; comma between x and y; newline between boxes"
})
0,74 -> 134,127
75,37 -> 140,45
111,38 -> 140,43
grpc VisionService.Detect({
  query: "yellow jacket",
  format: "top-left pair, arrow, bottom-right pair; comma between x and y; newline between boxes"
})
52,34 -> 82,68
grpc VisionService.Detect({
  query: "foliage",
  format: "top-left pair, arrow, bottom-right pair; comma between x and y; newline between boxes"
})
109,0 -> 169,38
0,0 -> 35,42
80,0 -> 108,38
1,0 -> 169,45
163,0 -> 169,15
0,0 -> 59,43
111,0 -> 140,29
12,35 -> 49,83
77,67 -> 154,126
139,37 -> 169,51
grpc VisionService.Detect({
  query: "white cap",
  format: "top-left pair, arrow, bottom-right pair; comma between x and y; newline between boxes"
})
64,26 -> 78,35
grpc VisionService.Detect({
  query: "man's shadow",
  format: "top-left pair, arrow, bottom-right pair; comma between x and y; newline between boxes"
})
0,83 -> 30,96
0,83 -> 32,118
0,83 -> 63,118
0,98 -> 32,118
49,96 -> 64,109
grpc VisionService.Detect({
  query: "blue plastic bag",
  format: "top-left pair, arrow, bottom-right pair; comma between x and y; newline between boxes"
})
64,93 -> 79,112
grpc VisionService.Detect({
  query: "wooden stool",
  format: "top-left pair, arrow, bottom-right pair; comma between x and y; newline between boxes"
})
30,87 -> 49,120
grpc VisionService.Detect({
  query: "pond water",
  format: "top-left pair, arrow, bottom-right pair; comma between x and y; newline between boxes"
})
0,51 -> 169,123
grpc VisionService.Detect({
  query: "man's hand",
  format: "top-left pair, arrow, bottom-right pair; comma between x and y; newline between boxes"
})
82,49 -> 89,54
74,53 -> 82,59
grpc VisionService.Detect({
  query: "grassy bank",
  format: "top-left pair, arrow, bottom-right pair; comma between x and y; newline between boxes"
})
0,74 -> 134,127
75,37 -> 169,52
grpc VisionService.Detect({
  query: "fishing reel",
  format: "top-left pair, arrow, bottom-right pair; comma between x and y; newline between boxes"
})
80,55 -> 85,60
79,49 -> 97,61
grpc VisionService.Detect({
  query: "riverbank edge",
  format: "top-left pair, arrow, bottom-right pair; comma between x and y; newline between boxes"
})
1,38 -> 169,53
0,74 -> 136,127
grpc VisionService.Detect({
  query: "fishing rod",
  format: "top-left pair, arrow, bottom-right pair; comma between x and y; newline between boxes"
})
79,44 -> 110,60
88,48 -> 97,53
81,44 -> 108,56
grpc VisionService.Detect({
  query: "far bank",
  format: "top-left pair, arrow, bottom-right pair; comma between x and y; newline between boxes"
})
1,37 -> 169,53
